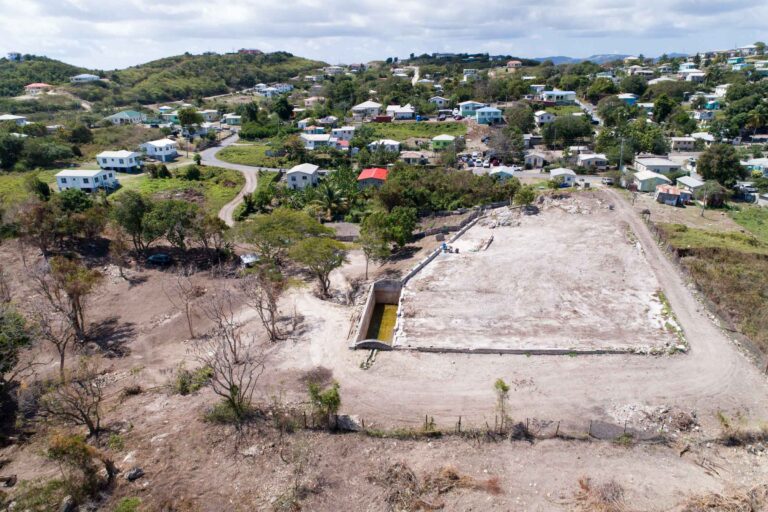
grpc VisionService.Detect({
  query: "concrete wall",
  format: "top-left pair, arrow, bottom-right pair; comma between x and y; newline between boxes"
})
351,279 -> 402,349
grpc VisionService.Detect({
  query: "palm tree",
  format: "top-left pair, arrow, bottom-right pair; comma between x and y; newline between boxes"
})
312,183 -> 348,221
746,108 -> 768,135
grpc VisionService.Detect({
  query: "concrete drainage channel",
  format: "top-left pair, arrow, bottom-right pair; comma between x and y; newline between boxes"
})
351,213 -> 485,351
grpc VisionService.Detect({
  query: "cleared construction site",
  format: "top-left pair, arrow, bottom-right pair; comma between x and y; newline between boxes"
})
391,193 -> 682,354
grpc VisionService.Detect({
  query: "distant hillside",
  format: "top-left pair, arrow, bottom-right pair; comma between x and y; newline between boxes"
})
535,54 -> 631,65
0,52 -> 326,105
0,55 -> 93,96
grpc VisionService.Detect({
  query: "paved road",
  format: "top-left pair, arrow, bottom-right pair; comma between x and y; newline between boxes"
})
200,133 -> 280,226
411,66 -> 420,86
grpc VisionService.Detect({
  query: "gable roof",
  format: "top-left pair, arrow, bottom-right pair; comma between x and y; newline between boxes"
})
352,100 -> 382,110
357,168 -> 389,181
676,176 -> 704,188
550,167 -> 576,177
287,163 -> 319,175
97,150 -> 140,159
634,170 -> 671,182
56,169 -> 105,178
432,134 -> 456,141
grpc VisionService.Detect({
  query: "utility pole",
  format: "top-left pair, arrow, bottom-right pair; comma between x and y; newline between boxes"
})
619,137 -> 625,173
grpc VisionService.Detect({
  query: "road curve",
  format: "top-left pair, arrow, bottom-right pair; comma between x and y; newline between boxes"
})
201,133 -> 276,226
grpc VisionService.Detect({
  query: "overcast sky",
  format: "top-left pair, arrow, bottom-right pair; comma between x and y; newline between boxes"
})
2,0 -> 766,69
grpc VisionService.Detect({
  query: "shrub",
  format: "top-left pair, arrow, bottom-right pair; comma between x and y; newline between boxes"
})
172,365 -> 213,395
114,497 -> 142,512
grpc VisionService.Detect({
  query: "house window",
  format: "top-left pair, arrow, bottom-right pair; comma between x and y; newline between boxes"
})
291,176 -> 296,181
95,176 -> 100,182
60,178 -> 67,183
83,178 -> 89,183
302,176 -> 307,180
119,159 -> 124,164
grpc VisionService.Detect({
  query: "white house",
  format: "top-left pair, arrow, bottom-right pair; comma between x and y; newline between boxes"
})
691,132 -> 715,146
676,176 -> 704,194
633,156 -> 682,175
670,137 -> 696,152
297,118 -> 312,130
55,169 -> 119,193
458,101 -> 486,117
300,133 -> 332,150
692,110 -> 715,122
105,110 -> 146,125
0,114 -> 28,126
96,150 -> 142,172
489,166 -> 520,181
198,109 -> 219,122
714,84 -> 731,98
535,110 -> 556,125
351,100 -> 382,119
368,139 -> 400,152
385,104 -> 416,120
576,153 -> 608,170
331,126 -> 355,142
70,73 -> 100,83
541,90 -> 577,104
525,151 -> 548,168
140,138 -> 178,162
429,96 -> 450,108
550,167 -> 577,186
286,163 -> 320,190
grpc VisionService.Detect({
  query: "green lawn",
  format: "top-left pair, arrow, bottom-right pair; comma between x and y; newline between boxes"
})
0,170 -> 59,206
370,121 -> 467,141
217,143 -> 296,168
657,223 -> 768,255
545,105 -> 582,116
111,165 -> 244,215
730,206 -> 768,244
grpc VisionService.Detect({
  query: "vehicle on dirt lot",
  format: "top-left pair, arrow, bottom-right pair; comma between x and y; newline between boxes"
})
146,253 -> 172,266
601,177 -> 614,185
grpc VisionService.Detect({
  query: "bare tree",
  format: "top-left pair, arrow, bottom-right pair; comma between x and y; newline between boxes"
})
106,223 -> 131,280
200,289 -> 241,360
164,267 -> 205,339
0,264 -> 11,303
31,304 -> 75,382
239,270 -> 285,342
39,357 -> 107,438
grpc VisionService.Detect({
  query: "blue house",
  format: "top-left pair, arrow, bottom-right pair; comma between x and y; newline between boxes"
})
617,93 -> 638,106
475,106 -> 502,125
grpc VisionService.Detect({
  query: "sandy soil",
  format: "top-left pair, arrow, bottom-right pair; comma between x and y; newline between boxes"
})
398,195 -> 678,353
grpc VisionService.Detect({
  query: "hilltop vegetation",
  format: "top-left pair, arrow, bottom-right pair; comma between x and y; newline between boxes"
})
0,55 -> 91,97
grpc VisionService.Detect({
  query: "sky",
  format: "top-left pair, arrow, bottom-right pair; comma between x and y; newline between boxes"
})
1,0 -> 766,70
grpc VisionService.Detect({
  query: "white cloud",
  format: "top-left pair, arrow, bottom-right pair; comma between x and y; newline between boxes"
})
1,0 -> 766,68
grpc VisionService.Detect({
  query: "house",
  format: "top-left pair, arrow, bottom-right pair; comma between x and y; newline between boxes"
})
105,110 -> 146,125
463,69 -> 479,80
351,100 -> 382,119
140,138 -> 178,162
676,176 -> 704,194
633,170 -> 671,192
96,150 -> 142,172
634,156 -> 682,175
458,101 -> 486,117
684,72 -> 706,83
540,90 -> 577,104
198,109 -> 219,122
357,167 -> 389,189
648,76 -> 676,86
158,106 -> 173,113
386,104 -> 416,120
489,166 -> 519,181
475,107 -> 502,125
0,114 -> 28,126
55,169 -> 118,193
670,137 -> 696,152
368,139 -> 400,152
297,118 -> 312,130
529,84 -> 546,94
714,84 -> 731,98
160,111 -> 179,125
222,114 -> 242,125
303,125 -> 325,135
300,133 -> 332,150
431,134 -> 456,150
429,96 -> 450,108
506,60 -> 522,69
534,110 -> 556,125
692,110 -> 715,122
400,151 -> 428,165
523,134 -> 543,148
318,115 -> 338,126
742,157 -> 768,176
304,96 -> 326,107
525,152 -> 548,168
24,83 -> 52,95
654,184 -> 690,206
331,126 -> 355,142
705,100 -> 720,111
550,168 -> 577,186
617,93 -> 638,106
70,73 -> 100,83
576,153 -> 608,170
286,163 -> 320,190
691,132 -> 715,146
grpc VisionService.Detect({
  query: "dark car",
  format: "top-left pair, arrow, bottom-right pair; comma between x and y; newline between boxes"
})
146,253 -> 172,266
438,114 -> 446,121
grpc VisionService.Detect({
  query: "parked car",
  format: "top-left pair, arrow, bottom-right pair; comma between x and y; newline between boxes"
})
240,253 -> 260,268
601,177 -> 614,186
437,114 -> 446,121
483,160 -> 490,168
146,253 -> 172,266
453,115 -> 463,120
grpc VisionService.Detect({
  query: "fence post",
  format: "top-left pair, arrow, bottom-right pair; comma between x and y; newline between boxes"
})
458,416 -> 461,433
303,411 -> 307,429
588,420 -> 592,438
555,421 -> 560,437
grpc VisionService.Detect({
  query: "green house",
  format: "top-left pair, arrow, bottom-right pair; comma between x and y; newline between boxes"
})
431,134 -> 456,150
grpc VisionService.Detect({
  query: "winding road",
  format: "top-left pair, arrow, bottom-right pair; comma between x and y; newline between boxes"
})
201,133 -> 278,226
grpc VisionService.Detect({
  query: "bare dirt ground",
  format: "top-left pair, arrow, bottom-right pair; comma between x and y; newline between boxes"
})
630,191 -> 743,232
3,189 -> 768,510
398,195 -> 678,353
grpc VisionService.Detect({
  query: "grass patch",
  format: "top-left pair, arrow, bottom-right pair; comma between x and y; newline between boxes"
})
171,364 -> 213,395
370,121 -> 467,141
8,479 -> 68,512
76,124 -> 165,162
730,206 -> 768,244
545,105 -> 583,116
114,497 -> 142,512
217,143 -> 296,168
657,223 -> 768,255
111,165 -> 244,215
0,169 -> 58,206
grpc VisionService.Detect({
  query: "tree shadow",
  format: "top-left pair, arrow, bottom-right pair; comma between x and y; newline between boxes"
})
387,245 -> 420,261
86,316 -> 136,357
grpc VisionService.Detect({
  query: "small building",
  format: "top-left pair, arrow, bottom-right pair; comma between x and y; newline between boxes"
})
550,167 -> 577,186
489,166 -> 519,181
506,60 -> 522,69
386,104 -> 416,120
431,134 -> 456,150
458,101 -> 486,117
198,109 -> 219,122
676,176 -> 704,194
692,110 -> 714,122
105,110 -> 146,125
670,137 -> 696,152
286,163 -> 320,190
24,83 -> 52,95
0,114 -> 28,126
302,125 -> 325,135
304,96 -> 326,107
331,126 -> 355,141
617,93 -> 638,106
576,153 -> 608,170
429,96 -> 450,108
691,132 -> 715,146
96,150 -> 142,172
317,115 -> 338,126
534,110 -> 555,125
300,133 -> 332,150
351,100 -> 382,119
633,170 -> 671,192
222,114 -> 242,126
70,73 -> 100,83
140,138 -> 178,162
655,184 -> 691,206
400,151 -> 428,165
368,139 -> 400,152
475,106 -> 502,125
524,152 -> 548,168
634,156 -> 682,175
55,169 -> 118,193
540,90 -> 577,104
357,167 -> 389,189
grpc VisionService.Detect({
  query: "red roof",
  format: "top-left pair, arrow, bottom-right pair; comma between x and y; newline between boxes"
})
25,83 -> 52,88
357,168 -> 389,181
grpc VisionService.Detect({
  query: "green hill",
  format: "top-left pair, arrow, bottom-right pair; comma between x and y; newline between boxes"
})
0,55 -> 93,96
1,52 -> 326,105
